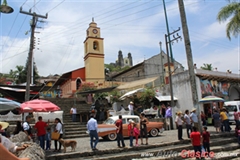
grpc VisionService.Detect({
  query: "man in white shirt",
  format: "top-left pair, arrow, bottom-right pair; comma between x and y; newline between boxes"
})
184,110 -> 192,138
175,111 -> 183,140
128,101 -> 134,115
0,122 -> 27,153
23,115 -> 32,140
190,108 -> 199,131
70,106 -> 77,122
87,114 -> 99,151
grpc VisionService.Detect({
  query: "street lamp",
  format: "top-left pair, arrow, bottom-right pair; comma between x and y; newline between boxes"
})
0,0 -> 14,14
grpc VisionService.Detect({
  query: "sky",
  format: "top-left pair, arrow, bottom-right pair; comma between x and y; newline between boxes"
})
0,0 -> 239,77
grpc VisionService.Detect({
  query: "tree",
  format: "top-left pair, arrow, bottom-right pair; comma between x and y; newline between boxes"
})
9,61 -> 40,84
201,63 -> 213,71
217,1 -> 240,40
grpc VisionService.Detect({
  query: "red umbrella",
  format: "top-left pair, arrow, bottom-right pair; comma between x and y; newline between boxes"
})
20,99 -> 60,113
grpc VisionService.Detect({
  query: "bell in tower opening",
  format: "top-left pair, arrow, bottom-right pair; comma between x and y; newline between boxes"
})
93,41 -> 98,50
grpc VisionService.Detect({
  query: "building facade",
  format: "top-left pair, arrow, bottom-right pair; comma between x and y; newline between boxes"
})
115,50 -> 133,68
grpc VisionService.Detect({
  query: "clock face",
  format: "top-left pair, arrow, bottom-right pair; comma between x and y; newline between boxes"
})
93,29 -> 98,34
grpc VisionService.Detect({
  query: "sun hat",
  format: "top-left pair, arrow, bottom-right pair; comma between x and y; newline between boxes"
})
130,101 -> 134,104
177,111 -> 182,115
191,108 -> 197,112
128,119 -> 134,123
0,122 -> 9,130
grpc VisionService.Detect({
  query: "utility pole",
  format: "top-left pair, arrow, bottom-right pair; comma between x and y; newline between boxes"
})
20,7 -> 47,101
162,0 -> 174,63
177,0 -> 201,132
159,42 -> 164,85
165,28 -> 181,129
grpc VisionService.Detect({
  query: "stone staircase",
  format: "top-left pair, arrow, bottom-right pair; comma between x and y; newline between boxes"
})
63,114 -> 88,139
46,132 -> 240,160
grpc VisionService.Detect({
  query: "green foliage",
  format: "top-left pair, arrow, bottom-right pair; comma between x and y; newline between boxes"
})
94,92 -> 108,99
217,1 -> 240,40
110,90 -> 121,103
200,64 -> 213,71
105,64 -> 130,73
9,62 -> 40,84
138,88 -> 155,108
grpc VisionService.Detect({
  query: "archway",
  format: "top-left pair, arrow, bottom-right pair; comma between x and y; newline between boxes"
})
76,78 -> 82,90
228,85 -> 240,101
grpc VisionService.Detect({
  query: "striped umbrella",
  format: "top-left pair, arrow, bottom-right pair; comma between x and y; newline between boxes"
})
199,96 -> 225,103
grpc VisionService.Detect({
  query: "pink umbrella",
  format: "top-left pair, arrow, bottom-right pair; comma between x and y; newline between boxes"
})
20,99 -> 60,113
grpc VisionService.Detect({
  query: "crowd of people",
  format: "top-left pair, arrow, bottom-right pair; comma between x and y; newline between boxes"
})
175,106 -> 240,159
0,115 -> 64,154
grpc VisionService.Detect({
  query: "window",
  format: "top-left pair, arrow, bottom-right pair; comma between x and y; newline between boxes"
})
76,79 -> 81,90
122,119 -> 127,124
224,105 -> 237,112
137,71 -> 140,77
103,118 -> 114,124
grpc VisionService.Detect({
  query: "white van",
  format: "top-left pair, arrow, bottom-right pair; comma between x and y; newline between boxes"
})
224,101 -> 240,123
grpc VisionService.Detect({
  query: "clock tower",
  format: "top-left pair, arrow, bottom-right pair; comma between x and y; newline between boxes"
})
84,19 -> 104,83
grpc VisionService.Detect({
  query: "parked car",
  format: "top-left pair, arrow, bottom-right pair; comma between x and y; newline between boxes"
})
96,115 -> 164,141
224,101 -> 240,124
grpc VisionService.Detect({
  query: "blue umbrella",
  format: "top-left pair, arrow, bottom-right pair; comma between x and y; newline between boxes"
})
0,98 -> 21,112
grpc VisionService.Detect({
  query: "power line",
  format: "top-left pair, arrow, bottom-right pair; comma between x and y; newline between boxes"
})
47,0 -> 66,13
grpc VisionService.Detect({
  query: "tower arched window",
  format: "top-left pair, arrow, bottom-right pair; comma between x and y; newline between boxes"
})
76,79 -> 81,90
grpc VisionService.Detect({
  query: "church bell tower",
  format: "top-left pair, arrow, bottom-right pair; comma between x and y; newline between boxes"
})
84,18 -> 104,83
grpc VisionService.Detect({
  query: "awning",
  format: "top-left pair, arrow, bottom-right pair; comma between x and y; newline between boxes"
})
155,95 -> 178,102
119,88 -> 144,100
117,77 -> 158,90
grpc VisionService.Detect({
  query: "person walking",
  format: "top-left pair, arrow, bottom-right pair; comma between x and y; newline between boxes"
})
87,114 -> 99,151
212,110 -> 221,133
175,111 -> 183,140
140,113 -> 149,145
70,106 -> 77,122
23,115 -> 32,141
190,108 -> 199,131
54,118 -> 63,152
202,126 -> 210,155
128,119 -> 134,147
34,116 -> 48,149
184,110 -> 192,138
115,115 -> 125,148
190,126 -> 203,159
133,123 -> 140,146
128,101 -> 134,115
165,104 -> 172,130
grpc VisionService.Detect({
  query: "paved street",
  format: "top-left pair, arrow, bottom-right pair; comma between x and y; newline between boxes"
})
46,125 -> 235,155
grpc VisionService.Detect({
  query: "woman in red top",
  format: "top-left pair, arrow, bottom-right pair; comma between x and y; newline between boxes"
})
34,116 -> 48,149
190,126 -> 202,159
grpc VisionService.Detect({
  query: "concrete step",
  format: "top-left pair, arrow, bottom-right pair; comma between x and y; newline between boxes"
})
46,132 -> 235,160
64,134 -> 88,139
65,130 -> 87,135
64,124 -> 86,128
64,127 -> 87,131
88,137 -> 237,160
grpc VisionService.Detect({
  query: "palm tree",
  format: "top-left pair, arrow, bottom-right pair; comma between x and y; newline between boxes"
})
201,64 -> 213,71
217,1 -> 240,40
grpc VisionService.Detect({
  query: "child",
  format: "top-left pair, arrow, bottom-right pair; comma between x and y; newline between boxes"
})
46,128 -> 51,150
128,119 -> 134,147
202,126 -> 210,154
133,123 -> 140,146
